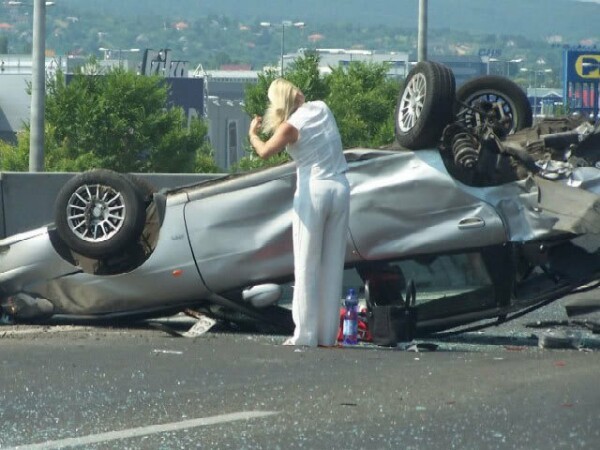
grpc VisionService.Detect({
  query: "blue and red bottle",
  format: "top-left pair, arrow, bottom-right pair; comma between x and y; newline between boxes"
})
342,288 -> 359,346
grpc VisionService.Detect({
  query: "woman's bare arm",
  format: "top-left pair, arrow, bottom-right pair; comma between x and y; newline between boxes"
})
249,117 -> 298,159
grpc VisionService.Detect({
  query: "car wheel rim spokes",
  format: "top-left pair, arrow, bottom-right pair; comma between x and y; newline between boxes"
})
66,184 -> 126,243
462,93 -> 515,132
398,73 -> 426,132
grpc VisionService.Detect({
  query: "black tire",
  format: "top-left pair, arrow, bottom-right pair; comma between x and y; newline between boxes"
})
54,169 -> 146,259
395,61 -> 456,149
437,63 -> 457,129
125,174 -> 157,204
455,75 -> 533,135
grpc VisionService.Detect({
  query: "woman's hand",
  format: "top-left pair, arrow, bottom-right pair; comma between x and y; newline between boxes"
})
249,115 -> 263,137
249,117 -> 298,160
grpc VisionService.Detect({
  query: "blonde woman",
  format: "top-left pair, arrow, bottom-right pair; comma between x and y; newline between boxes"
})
249,78 -> 350,347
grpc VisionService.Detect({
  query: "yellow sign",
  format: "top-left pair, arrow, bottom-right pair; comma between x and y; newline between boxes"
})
575,55 -> 600,79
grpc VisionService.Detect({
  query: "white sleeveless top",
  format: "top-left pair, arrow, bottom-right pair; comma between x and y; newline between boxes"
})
286,101 -> 348,180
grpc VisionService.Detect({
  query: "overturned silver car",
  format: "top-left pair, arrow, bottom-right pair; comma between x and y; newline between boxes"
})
2,61 -> 600,336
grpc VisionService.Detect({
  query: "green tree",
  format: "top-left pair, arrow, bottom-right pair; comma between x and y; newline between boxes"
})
286,51 -> 329,101
0,131 -> 29,170
236,69 -> 289,171
237,54 -> 399,171
0,64 -> 219,173
243,69 -> 279,118
326,62 -> 399,149
244,54 -> 332,119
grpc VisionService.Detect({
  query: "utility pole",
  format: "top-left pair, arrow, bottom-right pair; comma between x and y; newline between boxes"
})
29,0 -> 45,172
260,21 -> 304,76
418,0 -> 428,62
280,24 -> 285,75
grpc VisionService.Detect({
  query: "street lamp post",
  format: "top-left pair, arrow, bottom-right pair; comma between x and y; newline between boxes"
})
260,21 -> 305,75
521,67 -> 553,117
534,68 -> 552,117
488,58 -> 523,76
29,0 -> 55,171
418,0 -> 428,62
279,21 -> 288,76
98,47 -> 140,66
9,0 -> 56,171
507,58 -> 523,77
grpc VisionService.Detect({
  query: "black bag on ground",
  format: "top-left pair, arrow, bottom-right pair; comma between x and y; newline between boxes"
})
365,274 -> 417,347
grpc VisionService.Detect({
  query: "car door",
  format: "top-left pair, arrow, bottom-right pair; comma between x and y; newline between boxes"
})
344,149 -> 508,260
183,163 -> 359,293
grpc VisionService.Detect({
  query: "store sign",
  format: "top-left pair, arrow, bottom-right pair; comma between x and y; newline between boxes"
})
478,48 -> 501,57
575,54 -> 600,79
563,49 -> 599,118
141,48 -> 188,78
565,50 -> 600,82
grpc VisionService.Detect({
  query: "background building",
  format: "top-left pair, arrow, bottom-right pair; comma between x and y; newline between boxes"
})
0,51 -> 255,171
7,47 -> 590,172
286,49 -> 486,85
197,68 -> 258,169
299,48 -> 412,79
0,54 -> 67,143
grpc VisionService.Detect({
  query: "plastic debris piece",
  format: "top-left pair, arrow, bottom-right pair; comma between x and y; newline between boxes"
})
181,316 -> 217,337
537,332 -> 581,350
149,315 -> 217,338
0,312 -> 14,325
399,342 -> 438,352
153,349 -> 183,355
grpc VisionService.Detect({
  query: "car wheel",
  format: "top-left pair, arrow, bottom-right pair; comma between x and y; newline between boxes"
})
54,169 -> 146,258
395,61 -> 456,149
455,75 -> 533,135
125,174 -> 157,204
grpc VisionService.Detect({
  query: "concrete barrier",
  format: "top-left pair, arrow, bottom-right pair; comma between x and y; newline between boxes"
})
0,172 -> 223,239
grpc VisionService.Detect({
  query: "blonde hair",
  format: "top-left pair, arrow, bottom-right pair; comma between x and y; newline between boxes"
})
262,78 -> 301,134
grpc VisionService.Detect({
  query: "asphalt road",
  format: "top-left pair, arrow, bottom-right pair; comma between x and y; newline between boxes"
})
1,293 -> 600,450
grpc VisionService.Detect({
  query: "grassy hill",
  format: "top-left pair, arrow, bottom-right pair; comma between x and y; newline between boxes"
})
59,0 -> 600,42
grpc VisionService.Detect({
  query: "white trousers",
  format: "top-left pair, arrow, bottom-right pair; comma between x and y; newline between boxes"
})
289,173 -> 350,347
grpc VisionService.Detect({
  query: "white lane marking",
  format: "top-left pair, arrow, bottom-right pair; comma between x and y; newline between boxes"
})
8,411 -> 277,449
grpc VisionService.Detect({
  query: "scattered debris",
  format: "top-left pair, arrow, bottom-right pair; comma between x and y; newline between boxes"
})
400,342 -> 439,352
537,332 -> 582,350
152,349 -> 183,355
0,294 -> 53,321
564,296 -> 600,323
0,310 -> 14,325
149,315 -> 217,338
182,316 -> 218,337
504,346 -> 527,351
